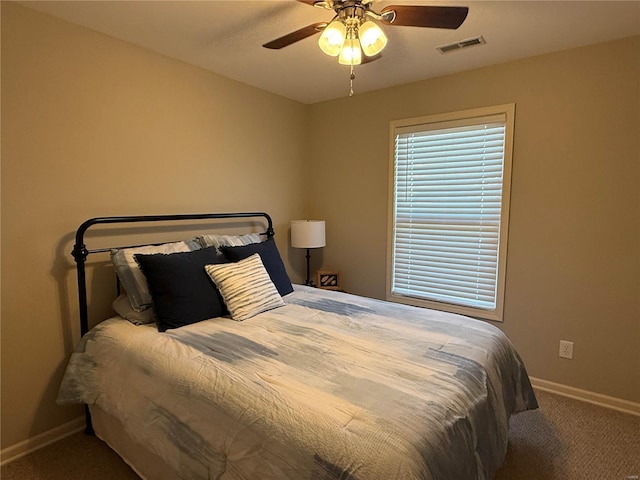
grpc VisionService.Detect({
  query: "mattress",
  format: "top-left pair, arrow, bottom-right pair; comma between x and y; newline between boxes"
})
58,285 -> 537,480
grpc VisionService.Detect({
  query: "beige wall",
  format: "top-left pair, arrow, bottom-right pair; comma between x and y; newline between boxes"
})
1,3 -> 308,449
2,1 -> 639,454
307,36 -> 640,403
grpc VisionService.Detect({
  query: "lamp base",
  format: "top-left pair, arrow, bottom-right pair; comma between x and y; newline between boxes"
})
304,248 -> 316,287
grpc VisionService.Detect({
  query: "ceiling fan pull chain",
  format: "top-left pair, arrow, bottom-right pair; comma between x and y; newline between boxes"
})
349,65 -> 355,97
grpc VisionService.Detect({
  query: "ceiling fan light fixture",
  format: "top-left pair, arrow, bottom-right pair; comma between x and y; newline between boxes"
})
264,1 -> 471,96
338,35 -> 362,65
358,20 -> 387,57
318,20 -> 346,56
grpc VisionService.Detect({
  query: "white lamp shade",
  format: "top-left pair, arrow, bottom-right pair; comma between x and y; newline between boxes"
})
318,20 -> 346,57
338,36 -> 362,65
291,220 -> 326,248
359,20 -> 387,57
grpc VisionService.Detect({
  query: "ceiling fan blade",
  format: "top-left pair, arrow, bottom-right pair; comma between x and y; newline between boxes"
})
380,5 -> 469,29
263,23 -> 327,50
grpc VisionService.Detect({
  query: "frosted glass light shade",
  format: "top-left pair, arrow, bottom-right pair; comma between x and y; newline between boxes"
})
359,20 -> 387,57
338,37 -> 362,65
291,220 -> 326,248
318,21 -> 346,57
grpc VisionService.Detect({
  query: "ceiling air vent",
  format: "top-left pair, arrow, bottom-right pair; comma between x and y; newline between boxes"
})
437,36 -> 485,54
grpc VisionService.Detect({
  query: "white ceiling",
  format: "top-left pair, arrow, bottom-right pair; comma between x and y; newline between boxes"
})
22,1 -> 640,104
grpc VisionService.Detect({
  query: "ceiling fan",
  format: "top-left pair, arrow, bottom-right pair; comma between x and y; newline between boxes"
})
263,0 -> 469,66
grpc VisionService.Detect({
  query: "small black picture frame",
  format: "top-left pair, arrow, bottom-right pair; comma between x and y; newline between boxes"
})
317,271 -> 341,290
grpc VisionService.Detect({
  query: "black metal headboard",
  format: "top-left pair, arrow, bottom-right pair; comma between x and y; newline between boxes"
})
71,212 -> 274,337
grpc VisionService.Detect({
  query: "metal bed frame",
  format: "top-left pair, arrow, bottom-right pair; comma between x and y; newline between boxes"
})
70,212 -> 274,432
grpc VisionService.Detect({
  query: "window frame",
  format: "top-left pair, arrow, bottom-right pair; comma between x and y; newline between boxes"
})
386,104 -> 515,322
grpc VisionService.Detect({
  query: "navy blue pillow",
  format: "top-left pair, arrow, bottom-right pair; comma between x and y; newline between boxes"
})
221,238 -> 294,296
135,246 -> 228,332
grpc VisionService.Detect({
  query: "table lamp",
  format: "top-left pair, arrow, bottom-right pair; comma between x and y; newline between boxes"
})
291,220 -> 326,286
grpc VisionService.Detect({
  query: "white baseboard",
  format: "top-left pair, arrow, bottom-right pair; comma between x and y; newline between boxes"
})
0,416 -> 85,466
530,377 -> 640,417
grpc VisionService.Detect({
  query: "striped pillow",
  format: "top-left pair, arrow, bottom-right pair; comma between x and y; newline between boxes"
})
196,233 -> 262,255
205,254 -> 284,321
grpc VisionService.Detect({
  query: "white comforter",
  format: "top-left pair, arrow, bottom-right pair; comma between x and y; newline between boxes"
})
58,286 -> 537,480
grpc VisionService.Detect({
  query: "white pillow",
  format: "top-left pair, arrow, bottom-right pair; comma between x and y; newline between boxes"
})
205,254 -> 284,322
112,294 -> 156,325
196,233 -> 262,254
110,240 -> 200,311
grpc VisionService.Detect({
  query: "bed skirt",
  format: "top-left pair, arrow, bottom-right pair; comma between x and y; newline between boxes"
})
90,405 -> 178,480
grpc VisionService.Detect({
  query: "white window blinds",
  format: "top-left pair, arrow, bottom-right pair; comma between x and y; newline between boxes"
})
389,108 -> 513,320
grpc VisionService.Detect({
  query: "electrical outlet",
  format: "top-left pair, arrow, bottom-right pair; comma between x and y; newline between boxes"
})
559,340 -> 574,359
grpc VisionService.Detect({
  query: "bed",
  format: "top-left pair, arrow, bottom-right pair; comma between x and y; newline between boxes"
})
58,212 -> 538,480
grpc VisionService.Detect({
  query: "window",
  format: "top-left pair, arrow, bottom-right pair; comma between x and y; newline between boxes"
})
387,104 -> 514,321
